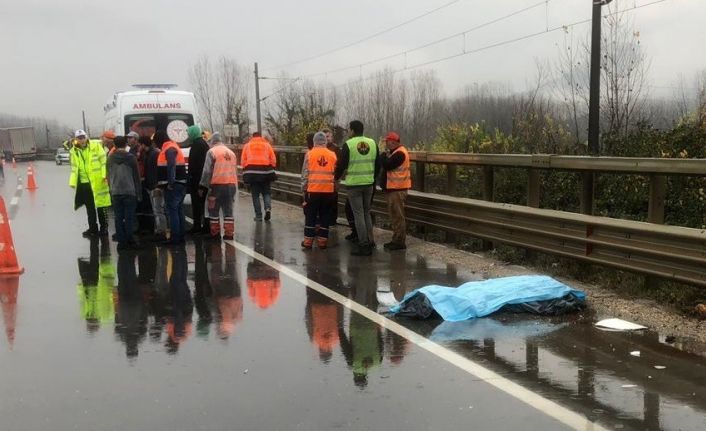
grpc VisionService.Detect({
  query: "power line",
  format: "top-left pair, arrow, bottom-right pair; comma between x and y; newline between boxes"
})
263,0 -> 463,73
260,0 -> 549,101
327,0 -> 670,91
299,0 -> 550,79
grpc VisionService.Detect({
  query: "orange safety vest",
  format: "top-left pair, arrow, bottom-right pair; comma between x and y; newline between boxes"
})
241,137 -> 276,170
209,144 -> 238,185
247,278 -> 281,309
386,145 -> 411,190
306,147 -> 337,193
156,141 -> 187,185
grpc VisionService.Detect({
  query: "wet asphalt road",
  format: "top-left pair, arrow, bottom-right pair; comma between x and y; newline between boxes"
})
1,161 -> 705,431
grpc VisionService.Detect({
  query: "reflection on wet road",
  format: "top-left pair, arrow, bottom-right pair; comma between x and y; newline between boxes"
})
1,162 -> 705,430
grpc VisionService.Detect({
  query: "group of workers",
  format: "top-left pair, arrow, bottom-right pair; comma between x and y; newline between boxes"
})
68,126 -> 277,251
68,118 -> 410,256
302,120 -> 411,255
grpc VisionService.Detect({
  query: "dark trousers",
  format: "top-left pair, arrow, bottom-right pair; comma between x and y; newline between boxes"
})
165,183 -> 186,243
190,188 -> 208,230
304,193 -> 336,239
136,184 -> 153,233
345,198 -> 356,235
77,182 -> 107,232
113,194 -> 137,244
250,181 -> 272,219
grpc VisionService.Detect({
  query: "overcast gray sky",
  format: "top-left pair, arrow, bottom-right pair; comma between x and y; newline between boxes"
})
1,0 -> 703,130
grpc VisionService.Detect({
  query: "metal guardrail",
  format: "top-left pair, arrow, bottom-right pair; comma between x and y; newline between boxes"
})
266,171 -> 706,288
238,145 -> 706,226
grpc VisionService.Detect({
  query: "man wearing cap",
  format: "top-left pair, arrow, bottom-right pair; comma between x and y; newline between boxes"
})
187,125 -> 210,235
102,131 -> 116,155
301,132 -> 337,249
126,131 -> 140,156
380,132 -> 411,250
69,130 -> 111,237
199,133 -> 238,241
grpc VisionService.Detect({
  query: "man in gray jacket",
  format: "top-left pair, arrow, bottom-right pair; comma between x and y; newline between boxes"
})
107,136 -> 142,251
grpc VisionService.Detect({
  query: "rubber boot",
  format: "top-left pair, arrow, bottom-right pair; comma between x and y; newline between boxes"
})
301,237 -> 314,249
223,217 -> 235,240
209,218 -> 221,240
316,237 -> 328,250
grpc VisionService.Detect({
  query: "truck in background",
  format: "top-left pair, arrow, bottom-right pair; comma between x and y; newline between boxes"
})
0,127 -> 37,160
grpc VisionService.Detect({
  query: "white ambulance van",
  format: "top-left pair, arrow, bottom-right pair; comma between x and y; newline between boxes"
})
103,84 -> 198,158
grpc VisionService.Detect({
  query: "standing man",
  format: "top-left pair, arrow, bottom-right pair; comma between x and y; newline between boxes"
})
334,121 -> 379,256
379,132 -> 410,250
69,129 -> 111,238
241,132 -> 276,222
301,132 -> 337,249
187,125 -> 210,235
102,131 -> 116,155
126,131 -> 140,156
199,133 -> 238,241
156,131 -> 188,246
107,136 -> 142,251
142,135 -> 167,242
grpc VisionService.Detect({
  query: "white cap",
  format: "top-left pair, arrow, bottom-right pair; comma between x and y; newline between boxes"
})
127,131 -> 139,139
74,129 -> 87,138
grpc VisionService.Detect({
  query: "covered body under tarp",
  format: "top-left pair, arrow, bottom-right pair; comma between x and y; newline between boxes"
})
389,275 -> 585,321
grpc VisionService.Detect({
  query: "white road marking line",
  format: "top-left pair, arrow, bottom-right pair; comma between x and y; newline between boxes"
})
184,215 -> 606,430
9,197 -> 19,206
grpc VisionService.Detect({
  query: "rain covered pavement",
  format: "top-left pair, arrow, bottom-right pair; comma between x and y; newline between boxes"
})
1,161 -> 706,431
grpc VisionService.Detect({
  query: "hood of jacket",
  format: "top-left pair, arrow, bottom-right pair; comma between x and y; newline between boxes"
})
188,125 -> 202,141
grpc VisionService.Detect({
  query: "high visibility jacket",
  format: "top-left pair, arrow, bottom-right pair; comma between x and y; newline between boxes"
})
69,139 -> 111,208
386,146 -> 411,190
343,136 -> 377,186
306,147 -> 336,193
77,260 -> 115,324
247,277 -> 281,309
157,141 -> 187,185
241,137 -> 276,183
311,302 -> 340,353
208,144 -> 238,185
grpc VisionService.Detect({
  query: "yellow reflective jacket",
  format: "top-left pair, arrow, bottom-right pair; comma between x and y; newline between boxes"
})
69,139 -> 111,208
77,260 -> 116,324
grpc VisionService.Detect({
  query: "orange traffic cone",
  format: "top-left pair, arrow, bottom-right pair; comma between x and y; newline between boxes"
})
0,275 -> 19,349
26,166 -> 37,190
0,197 -> 23,275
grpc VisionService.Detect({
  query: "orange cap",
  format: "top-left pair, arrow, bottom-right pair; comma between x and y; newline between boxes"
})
102,131 -> 116,139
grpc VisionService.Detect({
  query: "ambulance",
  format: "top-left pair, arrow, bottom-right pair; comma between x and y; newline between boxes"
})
103,84 -> 198,155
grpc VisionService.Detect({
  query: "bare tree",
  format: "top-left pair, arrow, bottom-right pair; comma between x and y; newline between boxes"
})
188,56 -> 217,132
216,57 -> 251,138
601,5 -> 650,140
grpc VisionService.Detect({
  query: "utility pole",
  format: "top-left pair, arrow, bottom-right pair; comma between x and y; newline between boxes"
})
582,0 -> 612,215
588,0 -> 611,156
45,123 -> 50,149
254,62 -> 262,134
82,110 -> 87,133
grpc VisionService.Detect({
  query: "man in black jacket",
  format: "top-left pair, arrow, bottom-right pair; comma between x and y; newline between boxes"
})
187,125 -> 210,235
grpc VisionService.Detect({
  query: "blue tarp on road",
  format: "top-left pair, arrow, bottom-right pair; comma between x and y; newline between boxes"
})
390,275 -> 586,321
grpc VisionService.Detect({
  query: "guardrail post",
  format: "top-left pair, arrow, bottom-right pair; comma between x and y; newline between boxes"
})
645,174 -> 667,290
447,164 -> 457,196
527,168 -> 540,208
482,166 -> 495,250
580,172 -> 595,215
482,166 -> 494,201
414,161 -> 426,192
648,174 -> 666,224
